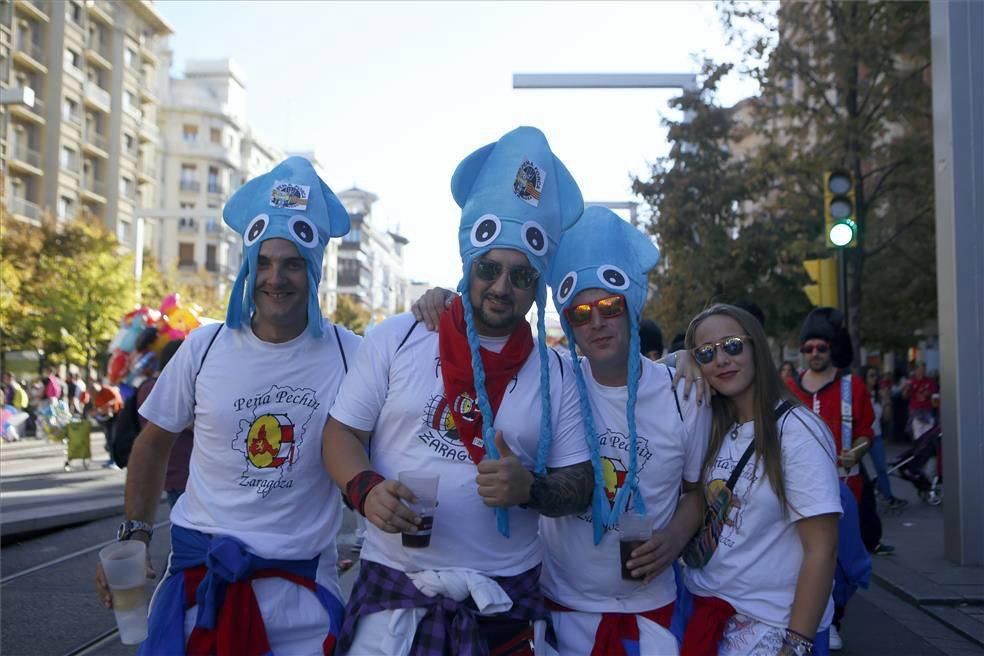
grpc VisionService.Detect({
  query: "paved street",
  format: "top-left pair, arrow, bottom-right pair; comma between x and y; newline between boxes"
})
1,434 -> 981,655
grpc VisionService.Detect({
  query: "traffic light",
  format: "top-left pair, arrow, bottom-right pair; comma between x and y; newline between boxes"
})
803,258 -> 839,307
824,169 -> 858,248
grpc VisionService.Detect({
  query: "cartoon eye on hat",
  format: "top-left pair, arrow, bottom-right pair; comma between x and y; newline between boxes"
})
522,221 -> 548,257
470,214 -> 501,248
244,214 -> 269,247
288,215 -> 318,248
597,265 -> 629,291
557,271 -> 578,305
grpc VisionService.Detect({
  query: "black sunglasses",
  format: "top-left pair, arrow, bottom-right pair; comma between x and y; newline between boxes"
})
473,260 -> 540,290
692,335 -> 751,365
800,342 -> 830,355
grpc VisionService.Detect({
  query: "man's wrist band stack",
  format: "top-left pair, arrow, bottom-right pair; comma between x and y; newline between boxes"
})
782,628 -> 814,655
345,470 -> 385,517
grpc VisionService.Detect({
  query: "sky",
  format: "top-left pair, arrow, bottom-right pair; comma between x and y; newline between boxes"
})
155,1 -> 766,289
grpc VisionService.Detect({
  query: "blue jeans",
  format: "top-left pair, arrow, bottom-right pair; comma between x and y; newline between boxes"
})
865,434 -> 895,499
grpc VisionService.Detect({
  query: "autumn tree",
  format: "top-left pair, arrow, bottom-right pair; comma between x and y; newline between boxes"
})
720,0 -> 935,356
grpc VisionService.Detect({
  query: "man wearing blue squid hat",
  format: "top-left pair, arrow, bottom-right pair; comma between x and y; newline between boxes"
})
540,206 -> 711,656
324,127 -> 594,655
96,156 -> 359,655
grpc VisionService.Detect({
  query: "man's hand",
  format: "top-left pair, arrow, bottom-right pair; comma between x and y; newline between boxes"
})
476,432 -> 534,507
669,350 -> 711,405
410,287 -> 455,331
839,439 -> 869,470
95,542 -> 156,609
625,527 -> 686,583
363,480 -> 421,534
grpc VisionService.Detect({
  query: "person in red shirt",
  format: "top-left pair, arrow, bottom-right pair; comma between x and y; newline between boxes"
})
903,362 -> 938,440
786,309 -> 873,503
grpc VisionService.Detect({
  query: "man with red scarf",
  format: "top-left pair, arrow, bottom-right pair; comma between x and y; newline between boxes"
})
323,127 -> 593,655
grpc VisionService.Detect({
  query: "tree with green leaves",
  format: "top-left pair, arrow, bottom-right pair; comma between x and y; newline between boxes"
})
633,61 -> 814,342
720,0 -> 934,357
332,294 -> 371,335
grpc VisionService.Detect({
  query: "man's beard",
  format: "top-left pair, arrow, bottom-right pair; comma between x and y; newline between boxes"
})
474,294 -> 520,331
808,357 -> 832,372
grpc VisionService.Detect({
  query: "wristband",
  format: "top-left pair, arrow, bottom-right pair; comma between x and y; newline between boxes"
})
345,470 -> 385,517
782,629 -> 814,655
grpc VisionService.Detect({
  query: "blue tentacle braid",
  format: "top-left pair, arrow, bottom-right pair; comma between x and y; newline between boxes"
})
533,283 -> 553,476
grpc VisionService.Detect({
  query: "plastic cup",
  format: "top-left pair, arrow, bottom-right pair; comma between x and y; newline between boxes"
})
399,471 -> 440,548
99,540 -> 149,644
618,512 -> 652,581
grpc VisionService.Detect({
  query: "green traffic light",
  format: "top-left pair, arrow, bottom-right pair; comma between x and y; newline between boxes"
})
829,220 -> 857,247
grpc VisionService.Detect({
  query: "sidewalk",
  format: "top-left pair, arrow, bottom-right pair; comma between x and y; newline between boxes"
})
870,441 -> 984,648
0,430 -> 128,541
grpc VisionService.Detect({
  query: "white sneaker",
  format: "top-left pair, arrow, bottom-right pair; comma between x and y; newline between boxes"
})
829,625 -> 843,651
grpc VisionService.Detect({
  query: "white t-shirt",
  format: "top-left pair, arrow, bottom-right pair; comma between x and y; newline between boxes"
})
329,313 -> 590,577
685,406 -> 843,629
541,356 -> 711,612
140,319 -> 360,567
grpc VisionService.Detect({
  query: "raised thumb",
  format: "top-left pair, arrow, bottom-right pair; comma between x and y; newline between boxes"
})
494,431 -> 513,458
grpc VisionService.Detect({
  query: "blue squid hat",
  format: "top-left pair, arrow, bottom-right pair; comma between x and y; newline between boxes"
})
222,156 -> 350,338
451,126 -> 583,537
549,205 -> 660,538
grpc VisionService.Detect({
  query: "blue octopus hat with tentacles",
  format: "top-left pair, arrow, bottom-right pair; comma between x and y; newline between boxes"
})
549,205 -> 660,539
222,156 -> 350,338
451,126 -> 583,537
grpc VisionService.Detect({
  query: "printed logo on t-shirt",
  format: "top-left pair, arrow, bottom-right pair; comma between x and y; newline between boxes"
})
231,384 -> 321,497
577,428 -> 653,529
706,453 -> 759,547
419,394 -> 471,462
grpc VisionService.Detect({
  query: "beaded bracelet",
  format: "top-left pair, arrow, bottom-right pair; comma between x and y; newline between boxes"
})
782,628 -> 815,655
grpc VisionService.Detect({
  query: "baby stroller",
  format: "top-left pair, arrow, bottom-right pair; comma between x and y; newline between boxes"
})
888,423 -> 942,505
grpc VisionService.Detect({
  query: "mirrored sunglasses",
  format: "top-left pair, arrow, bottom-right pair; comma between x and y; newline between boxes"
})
564,294 -> 626,327
692,335 -> 751,365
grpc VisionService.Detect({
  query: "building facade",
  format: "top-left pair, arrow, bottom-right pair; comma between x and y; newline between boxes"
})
336,186 -> 409,319
1,0 -> 170,247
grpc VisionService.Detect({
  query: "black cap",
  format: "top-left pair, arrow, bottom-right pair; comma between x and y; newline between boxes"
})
800,307 -> 853,368
639,319 -> 663,355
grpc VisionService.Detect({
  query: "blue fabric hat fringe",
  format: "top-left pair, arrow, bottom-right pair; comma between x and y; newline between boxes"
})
222,156 -> 350,338
451,127 -> 583,537
548,206 -> 660,535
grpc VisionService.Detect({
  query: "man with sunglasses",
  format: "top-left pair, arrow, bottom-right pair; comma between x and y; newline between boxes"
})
323,127 -> 593,655
537,206 -> 710,655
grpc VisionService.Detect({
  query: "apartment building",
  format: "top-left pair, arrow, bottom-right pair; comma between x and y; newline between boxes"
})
0,0 -> 170,248
337,186 -> 409,319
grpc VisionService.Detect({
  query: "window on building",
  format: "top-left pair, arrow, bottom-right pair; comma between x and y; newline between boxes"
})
67,1 -> 83,24
64,48 -> 81,71
183,124 -> 198,143
124,132 -> 135,153
124,47 -> 137,68
118,219 -> 132,245
62,97 -> 80,123
119,176 -> 133,198
178,242 -> 195,267
180,164 -> 198,191
123,90 -> 137,112
207,166 -> 221,193
210,128 -> 222,144
58,196 -> 75,220
206,245 -> 218,272
60,146 -> 78,170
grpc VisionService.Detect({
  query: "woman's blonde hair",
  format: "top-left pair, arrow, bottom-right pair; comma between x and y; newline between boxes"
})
685,303 -> 800,513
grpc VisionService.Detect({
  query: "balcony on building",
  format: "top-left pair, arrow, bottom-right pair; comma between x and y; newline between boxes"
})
137,159 -> 157,184
137,118 -> 159,143
8,139 -> 43,176
81,176 -> 108,204
7,195 -> 43,226
83,81 -> 111,114
9,95 -> 45,125
179,180 -> 201,193
82,127 -> 109,159
84,35 -> 112,70
206,182 -> 225,196
13,36 -> 47,74
85,0 -> 114,25
14,0 -> 49,23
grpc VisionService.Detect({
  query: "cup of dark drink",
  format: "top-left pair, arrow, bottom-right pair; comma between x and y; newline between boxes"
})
399,470 -> 439,548
618,511 -> 652,581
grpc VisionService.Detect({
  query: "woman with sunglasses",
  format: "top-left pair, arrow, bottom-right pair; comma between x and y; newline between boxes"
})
679,304 -> 841,656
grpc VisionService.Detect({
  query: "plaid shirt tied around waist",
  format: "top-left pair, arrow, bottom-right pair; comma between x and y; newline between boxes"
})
339,559 -> 547,656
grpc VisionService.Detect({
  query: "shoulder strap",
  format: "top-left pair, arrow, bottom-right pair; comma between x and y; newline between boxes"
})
726,400 -> 795,490
396,321 -> 419,352
551,348 -> 564,380
840,374 -> 853,450
333,324 -> 348,374
195,323 -> 223,378
665,366 -> 684,422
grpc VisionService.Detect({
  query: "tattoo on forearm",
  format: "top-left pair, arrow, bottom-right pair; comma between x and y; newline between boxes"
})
527,461 -> 594,517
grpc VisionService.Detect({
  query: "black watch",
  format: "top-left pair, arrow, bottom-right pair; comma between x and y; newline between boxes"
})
117,520 -> 154,541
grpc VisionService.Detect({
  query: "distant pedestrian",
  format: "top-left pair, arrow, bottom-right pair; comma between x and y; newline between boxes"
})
66,372 -> 86,416
90,378 -> 123,467
902,362 -> 937,440
860,366 -> 905,509
779,360 -> 797,385
640,318 -> 665,360
42,367 -> 63,405
2,371 -> 29,410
